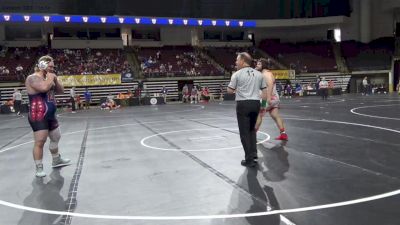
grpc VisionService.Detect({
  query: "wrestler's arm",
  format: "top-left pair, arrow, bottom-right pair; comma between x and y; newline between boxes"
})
52,74 -> 64,94
26,74 -> 55,93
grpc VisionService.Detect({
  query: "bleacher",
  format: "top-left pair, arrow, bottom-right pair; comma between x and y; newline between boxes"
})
0,47 -> 39,82
205,47 -> 255,73
48,48 -> 129,75
341,38 -> 394,71
259,40 -> 338,73
138,46 -> 221,78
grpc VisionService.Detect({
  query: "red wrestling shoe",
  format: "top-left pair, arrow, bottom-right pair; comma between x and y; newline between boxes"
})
275,133 -> 288,141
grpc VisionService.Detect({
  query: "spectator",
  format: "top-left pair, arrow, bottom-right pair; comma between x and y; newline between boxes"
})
315,76 -> 320,91
201,87 -> 211,102
285,84 -> 292,98
218,83 -> 224,100
83,88 -> 92,109
362,76 -> 369,96
319,77 -> 329,100
156,50 -> 161,60
70,87 -> 76,113
397,82 -> 400,95
12,89 -> 22,116
328,80 -> 335,89
182,84 -> 190,103
295,83 -> 303,96
76,94 -> 82,110
161,86 -> 168,103
16,64 -> 24,80
190,86 -> 198,104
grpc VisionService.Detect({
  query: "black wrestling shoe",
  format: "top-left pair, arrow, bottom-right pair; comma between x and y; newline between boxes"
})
241,160 -> 257,168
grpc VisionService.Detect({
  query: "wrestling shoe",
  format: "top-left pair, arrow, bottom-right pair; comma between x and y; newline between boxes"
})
35,164 -> 46,177
52,155 -> 72,168
275,133 -> 288,141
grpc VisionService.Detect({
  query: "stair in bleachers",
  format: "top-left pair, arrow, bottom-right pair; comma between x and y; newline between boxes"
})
255,48 -> 288,70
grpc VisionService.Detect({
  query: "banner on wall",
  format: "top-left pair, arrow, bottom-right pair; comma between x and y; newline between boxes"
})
121,72 -> 134,83
271,70 -> 296,80
57,74 -> 122,87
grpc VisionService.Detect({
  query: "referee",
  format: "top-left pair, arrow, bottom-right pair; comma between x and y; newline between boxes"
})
227,52 -> 267,167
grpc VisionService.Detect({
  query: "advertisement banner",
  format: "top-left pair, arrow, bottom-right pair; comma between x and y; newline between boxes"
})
57,74 -> 121,87
271,70 -> 296,80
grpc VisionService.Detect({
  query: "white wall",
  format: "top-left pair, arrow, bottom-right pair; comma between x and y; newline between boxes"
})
341,0 -> 395,43
255,16 -> 346,28
371,0 -> 395,40
341,0 -> 361,41
160,27 -> 192,46
51,39 -> 123,49
381,0 -> 400,12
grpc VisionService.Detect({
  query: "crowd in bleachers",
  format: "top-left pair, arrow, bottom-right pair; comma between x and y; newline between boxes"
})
48,48 -> 130,75
205,47 -> 263,72
138,46 -> 223,77
0,37 -> 396,87
0,47 -> 38,81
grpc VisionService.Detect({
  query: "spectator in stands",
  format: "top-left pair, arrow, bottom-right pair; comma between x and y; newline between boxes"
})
0,47 -> 6,58
319,77 -> 329,100
14,48 -> 21,60
1,66 -> 10,76
160,64 -> 166,73
156,50 -> 161,60
16,64 -> 24,81
70,87 -> 76,113
84,88 -> 91,109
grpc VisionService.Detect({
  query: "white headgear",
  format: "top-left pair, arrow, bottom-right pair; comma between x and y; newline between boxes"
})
38,60 -> 49,70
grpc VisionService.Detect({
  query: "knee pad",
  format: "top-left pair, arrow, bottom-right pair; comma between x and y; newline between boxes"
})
49,128 -> 61,150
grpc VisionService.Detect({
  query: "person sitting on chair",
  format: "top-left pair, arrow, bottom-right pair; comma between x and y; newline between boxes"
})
201,87 -> 211,102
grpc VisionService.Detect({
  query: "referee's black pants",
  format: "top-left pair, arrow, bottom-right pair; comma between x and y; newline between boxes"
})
14,100 -> 21,113
236,100 -> 260,162
320,88 -> 328,100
